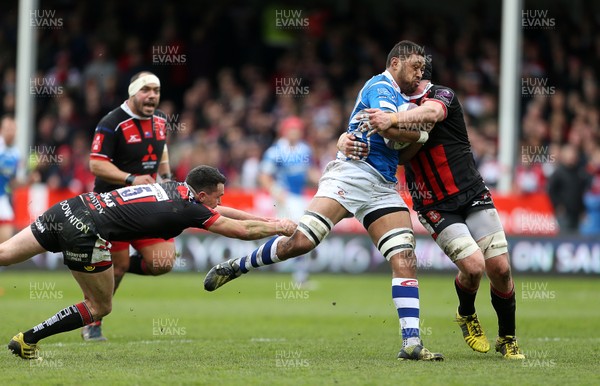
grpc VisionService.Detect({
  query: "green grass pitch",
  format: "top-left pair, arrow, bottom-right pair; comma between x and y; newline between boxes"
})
0,271 -> 598,385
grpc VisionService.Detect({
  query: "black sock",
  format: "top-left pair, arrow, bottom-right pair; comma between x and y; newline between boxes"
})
23,303 -> 93,343
455,277 -> 477,316
490,285 -> 516,337
127,252 -> 149,275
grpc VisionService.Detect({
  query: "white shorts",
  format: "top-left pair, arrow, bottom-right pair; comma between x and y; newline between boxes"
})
315,160 -> 408,224
0,195 -> 14,223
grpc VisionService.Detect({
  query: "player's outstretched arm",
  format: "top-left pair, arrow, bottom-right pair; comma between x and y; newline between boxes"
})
206,217 -> 296,240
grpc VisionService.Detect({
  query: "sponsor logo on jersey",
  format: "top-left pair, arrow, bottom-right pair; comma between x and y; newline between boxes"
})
142,144 -> 158,162
128,134 -> 140,142
91,133 -> 104,152
433,88 -> 454,106
154,116 -> 167,140
121,120 -> 142,143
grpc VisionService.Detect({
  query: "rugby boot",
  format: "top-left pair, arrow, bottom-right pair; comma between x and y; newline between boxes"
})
8,333 -> 40,360
204,259 -> 242,291
495,336 -> 525,359
398,341 -> 444,361
81,321 -> 107,341
456,310 -> 490,353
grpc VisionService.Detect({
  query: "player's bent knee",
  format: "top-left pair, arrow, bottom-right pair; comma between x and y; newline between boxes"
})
377,228 -> 415,261
297,211 -> 333,247
477,231 -> 508,260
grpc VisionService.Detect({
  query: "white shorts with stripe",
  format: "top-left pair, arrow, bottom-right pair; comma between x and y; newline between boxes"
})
315,160 -> 408,224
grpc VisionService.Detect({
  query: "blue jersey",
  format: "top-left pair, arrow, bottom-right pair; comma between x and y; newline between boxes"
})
339,70 -> 408,182
260,139 -> 312,195
0,139 -> 19,196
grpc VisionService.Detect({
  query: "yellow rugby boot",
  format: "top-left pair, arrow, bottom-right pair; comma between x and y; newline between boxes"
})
8,333 -> 40,360
456,310 -> 490,353
495,336 -> 525,360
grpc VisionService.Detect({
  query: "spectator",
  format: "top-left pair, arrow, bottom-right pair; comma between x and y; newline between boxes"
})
580,150 -> 600,235
547,144 -> 588,233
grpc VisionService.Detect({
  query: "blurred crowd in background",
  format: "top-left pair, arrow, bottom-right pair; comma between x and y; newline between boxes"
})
0,0 -> 598,234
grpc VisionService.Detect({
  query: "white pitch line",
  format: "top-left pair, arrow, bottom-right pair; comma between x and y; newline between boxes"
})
41,339 -> 195,347
250,338 -> 287,342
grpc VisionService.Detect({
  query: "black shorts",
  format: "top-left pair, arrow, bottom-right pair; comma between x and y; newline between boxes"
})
31,197 -> 112,273
418,185 -> 495,237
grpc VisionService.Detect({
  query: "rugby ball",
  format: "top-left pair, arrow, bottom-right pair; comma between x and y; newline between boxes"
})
384,102 -> 418,150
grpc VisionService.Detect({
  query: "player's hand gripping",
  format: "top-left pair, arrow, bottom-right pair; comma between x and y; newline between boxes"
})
337,133 -> 368,160
357,108 -> 396,137
276,219 -> 297,237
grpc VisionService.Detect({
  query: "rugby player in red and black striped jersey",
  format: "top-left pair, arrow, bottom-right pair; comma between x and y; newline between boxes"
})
2,165 -> 296,359
339,58 -> 525,359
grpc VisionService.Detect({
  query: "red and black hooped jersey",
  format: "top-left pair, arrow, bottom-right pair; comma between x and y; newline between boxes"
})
90,102 -> 167,193
80,182 -> 220,241
405,84 -> 484,211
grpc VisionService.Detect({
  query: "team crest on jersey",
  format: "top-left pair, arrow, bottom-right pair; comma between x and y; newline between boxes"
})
426,210 -> 442,224
433,88 -> 454,106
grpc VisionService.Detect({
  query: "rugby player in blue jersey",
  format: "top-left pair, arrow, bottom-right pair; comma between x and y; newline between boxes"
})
204,41 -> 443,361
339,58 -> 525,360
0,114 -> 19,243
259,116 -> 319,286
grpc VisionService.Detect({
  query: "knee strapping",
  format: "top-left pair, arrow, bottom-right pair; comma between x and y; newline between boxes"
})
297,211 -> 334,246
442,236 -> 480,262
477,231 -> 508,259
377,228 -> 415,261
